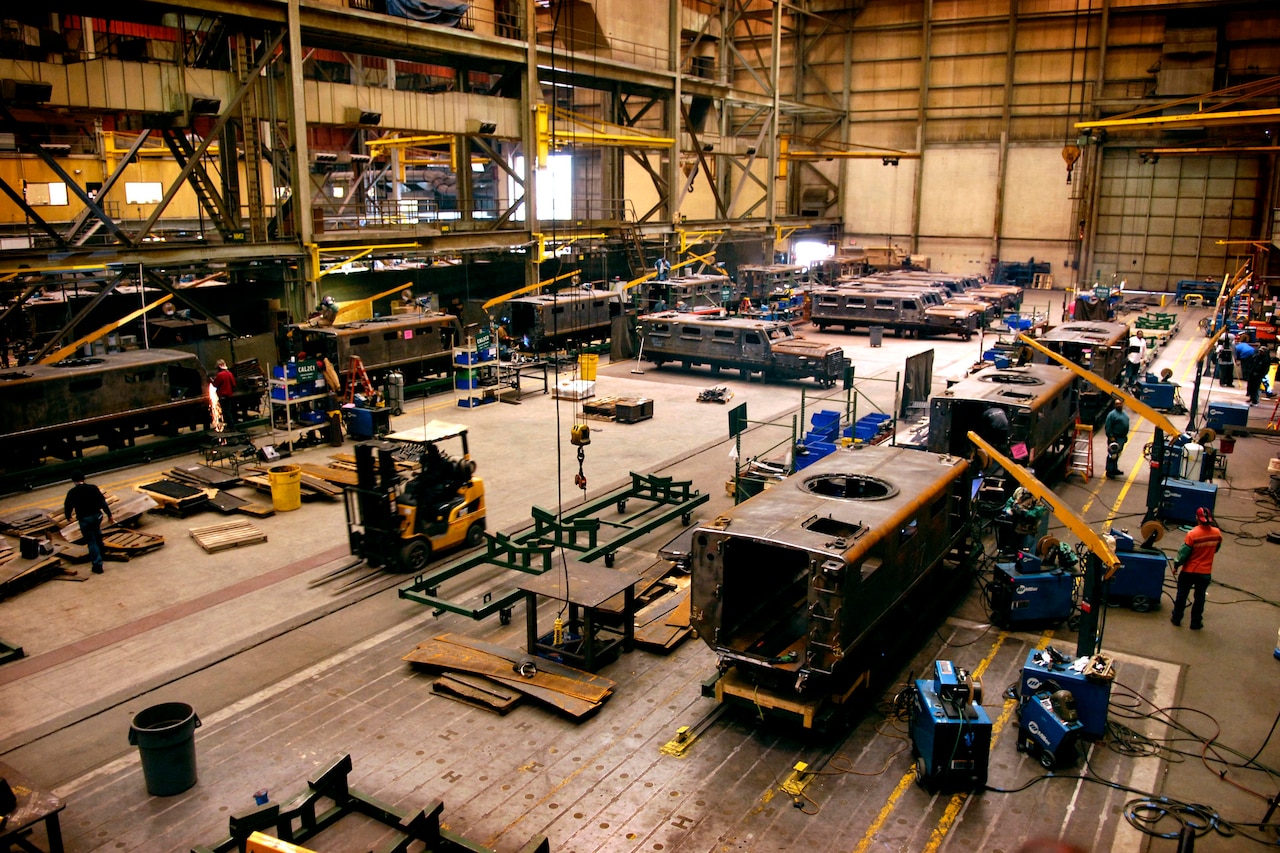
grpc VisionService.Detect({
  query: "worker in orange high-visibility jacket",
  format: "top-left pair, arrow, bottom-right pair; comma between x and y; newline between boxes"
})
1170,506 -> 1222,631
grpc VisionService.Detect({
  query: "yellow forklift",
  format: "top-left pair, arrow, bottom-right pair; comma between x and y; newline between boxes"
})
345,420 -> 486,572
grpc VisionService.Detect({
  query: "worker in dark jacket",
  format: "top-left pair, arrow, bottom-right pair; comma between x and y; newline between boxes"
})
65,470 -> 113,574
1170,506 -> 1222,630
1103,398 -> 1129,479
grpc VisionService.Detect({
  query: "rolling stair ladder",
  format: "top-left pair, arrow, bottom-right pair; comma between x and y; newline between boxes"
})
1067,423 -> 1094,482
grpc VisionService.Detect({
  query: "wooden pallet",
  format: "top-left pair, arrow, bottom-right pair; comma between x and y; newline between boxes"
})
241,468 -> 343,500
189,520 -> 268,553
103,530 -> 165,555
716,668 -> 824,729
298,464 -> 360,487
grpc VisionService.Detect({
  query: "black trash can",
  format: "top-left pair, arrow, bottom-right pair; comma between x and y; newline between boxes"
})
129,702 -> 201,796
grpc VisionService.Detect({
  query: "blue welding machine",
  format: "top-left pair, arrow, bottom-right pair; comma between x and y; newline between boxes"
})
1020,647 -> 1114,740
1018,689 -> 1084,769
1159,476 -> 1217,525
990,556 -> 1075,627
911,661 -> 992,790
1107,529 -> 1169,612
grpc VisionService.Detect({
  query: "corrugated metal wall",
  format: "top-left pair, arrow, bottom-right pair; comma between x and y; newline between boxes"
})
1090,151 -> 1259,289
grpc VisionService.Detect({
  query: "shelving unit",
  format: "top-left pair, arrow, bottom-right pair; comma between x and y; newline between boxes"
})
269,360 -> 330,450
454,333 -> 499,408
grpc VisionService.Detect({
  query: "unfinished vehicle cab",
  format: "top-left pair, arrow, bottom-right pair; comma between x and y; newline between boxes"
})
345,420 -> 486,573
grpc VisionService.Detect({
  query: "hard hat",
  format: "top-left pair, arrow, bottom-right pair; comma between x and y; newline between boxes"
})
1195,506 -> 1213,524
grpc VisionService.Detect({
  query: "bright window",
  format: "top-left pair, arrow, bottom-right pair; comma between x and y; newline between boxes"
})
25,181 -> 68,206
793,240 -> 833,268
508,154 -> 572,221
124,182 -> 163,205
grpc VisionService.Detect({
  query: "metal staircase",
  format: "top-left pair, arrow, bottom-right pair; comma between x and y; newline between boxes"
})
620,223 -> 647,279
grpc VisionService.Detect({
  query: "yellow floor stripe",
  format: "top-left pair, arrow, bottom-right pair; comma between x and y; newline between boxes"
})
919,630 -> 1054,853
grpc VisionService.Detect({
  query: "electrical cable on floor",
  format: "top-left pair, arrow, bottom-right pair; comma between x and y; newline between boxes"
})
1105,679 -> 1280,801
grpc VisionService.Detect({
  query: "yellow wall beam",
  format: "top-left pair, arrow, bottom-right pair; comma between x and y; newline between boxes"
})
305,242 -> 423,282
365,134 -> 453,150
679,229 -> 724,254
333,281 -> 414,324
622,250 -> 722,291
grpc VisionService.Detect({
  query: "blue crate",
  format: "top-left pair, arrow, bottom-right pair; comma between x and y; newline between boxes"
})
808,410 -> 841,441
794,440 -> 837,470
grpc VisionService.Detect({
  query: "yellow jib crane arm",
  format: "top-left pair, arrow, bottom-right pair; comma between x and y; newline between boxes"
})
967,430 -> 1121,577
1016,334 -> 1180,437
481,269 -> 582,311
39,294 -> 174,365
621,250 -> 722,291
333,281 -> 417,324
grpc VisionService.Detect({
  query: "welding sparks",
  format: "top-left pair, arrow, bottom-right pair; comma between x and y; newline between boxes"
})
208,382 -> 225,433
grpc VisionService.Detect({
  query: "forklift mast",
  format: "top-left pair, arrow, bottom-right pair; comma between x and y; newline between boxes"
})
346,441 -> 403,569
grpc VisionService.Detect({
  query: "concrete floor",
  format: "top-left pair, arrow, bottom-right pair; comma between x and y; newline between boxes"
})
3,296 -> 1280,852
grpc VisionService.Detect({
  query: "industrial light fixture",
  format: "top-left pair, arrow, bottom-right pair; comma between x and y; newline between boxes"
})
882,156 -> 900,166
466,119 -> 497,135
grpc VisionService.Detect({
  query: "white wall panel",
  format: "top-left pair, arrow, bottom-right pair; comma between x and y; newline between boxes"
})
1000,147 -> 1074,241
919,148 -> 998,238
842,158 -> 917,237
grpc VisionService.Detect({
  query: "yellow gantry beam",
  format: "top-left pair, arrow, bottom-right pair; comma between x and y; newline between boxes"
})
103,131 -> 220,157
1142,146 -> 1280,156
306,242 -> 423,282
39,294 -> 173,365
538,106 -> 675,158
1077,108 -> 1280,132
968,430 -> 1121,575
1016,334 -> 1180,437
1074,77 -> 1280,134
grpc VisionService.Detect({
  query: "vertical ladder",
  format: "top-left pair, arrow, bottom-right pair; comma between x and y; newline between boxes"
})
1067,423 -> 1094,482
344,355 -> 374,404
234,40 -> 267,242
